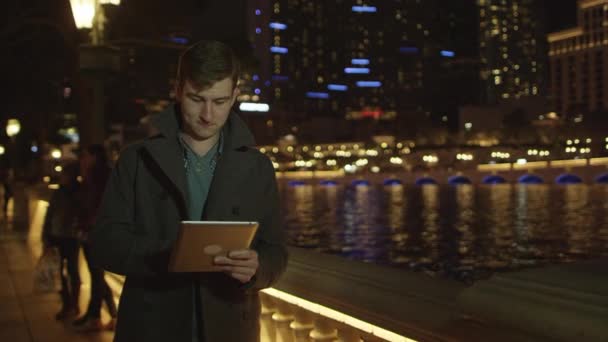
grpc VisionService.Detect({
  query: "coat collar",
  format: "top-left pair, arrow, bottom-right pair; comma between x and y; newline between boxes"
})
149,104 -> 256,151
145,104 -> 257,218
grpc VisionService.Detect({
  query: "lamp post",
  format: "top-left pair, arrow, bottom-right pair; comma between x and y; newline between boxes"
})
5,119 -> 21,180
69,0 -> 121,146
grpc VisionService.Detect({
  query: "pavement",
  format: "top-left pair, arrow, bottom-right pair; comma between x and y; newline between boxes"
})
0,192 -> 116,342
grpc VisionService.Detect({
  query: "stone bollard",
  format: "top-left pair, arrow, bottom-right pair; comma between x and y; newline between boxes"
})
309,317 -> 338,341
335,322 -> 362,342
260,292 -> 278,342
272,298 -> 296,342
289,306 -> 315,342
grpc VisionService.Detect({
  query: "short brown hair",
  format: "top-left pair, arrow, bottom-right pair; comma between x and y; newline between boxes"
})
176,40 -> 240,90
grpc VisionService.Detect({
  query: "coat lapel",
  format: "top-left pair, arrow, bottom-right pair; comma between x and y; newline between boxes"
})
144,137 -> 189,212
204,148 -> 255,219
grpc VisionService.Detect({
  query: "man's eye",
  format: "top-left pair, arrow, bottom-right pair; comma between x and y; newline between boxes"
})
214,101 -> 227,105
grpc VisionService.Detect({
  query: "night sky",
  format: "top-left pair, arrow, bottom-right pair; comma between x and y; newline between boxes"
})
543,0 -> 578,32
0,0 -> 582,127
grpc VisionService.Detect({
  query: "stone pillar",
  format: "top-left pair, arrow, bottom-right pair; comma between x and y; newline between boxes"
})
260,292 -> 278,342
289,307 -> 315,342
335,322 -> 363,342
272,299 -> 295,342
309,317 -> 338,341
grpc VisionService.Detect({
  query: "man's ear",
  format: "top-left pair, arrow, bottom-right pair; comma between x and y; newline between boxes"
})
174,81 -> 183,102
231,87 -> 240,105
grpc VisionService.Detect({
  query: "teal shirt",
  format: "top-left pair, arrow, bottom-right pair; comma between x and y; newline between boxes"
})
178,132 -> 223,342
179,133 -> 223,220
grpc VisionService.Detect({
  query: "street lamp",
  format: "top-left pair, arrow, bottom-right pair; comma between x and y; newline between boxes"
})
69,0 -> 121,146
6,119 -> 21,138
69,0 -> 96,29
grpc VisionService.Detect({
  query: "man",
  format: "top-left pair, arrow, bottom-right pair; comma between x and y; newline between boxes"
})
89,40 -> 287,341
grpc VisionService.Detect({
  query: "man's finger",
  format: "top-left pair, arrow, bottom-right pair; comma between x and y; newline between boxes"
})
214,256 -> 257,267
228,249 -> 256,259
222,265 -> 255,276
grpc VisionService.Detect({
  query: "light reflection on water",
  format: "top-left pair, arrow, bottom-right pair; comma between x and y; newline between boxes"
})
281,183 -> 608,283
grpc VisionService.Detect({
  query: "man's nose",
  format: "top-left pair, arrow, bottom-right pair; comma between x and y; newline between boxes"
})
200,102 -> 213,117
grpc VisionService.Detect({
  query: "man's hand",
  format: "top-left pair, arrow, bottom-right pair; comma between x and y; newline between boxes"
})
214,249 -> 259,283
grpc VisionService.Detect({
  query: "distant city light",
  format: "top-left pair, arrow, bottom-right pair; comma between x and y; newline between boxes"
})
253,74 -> 260,81
55,165 -> 63,172
351,58 -> 370,65
51,149 -> 62,159
464,122 -> 472,130
239,102 -> 270,112
0,145 -> 4,155
99,0 -> 120,4
255,9 -> 261,15
344,67 -> 370,74
63,87 -> 72,98
344,164 -> 357,173
423,155 -> 438,163
390,157 -> 403,165
355,158 -> 368,167
254,88 -> 261,95
352,6 -> 377,13
269,22 -> 287,30
516,158 -> 527,165
272,75 -> 289,81
586,138 -> 592,143
270,46 -> 288,54
491,152 -> 510,159
327,84 -> 348,91
31,145 -> 38,153
399,46 -> 419,54
169,37 -> 188,45
306,92 -> 330,99
356,81 -> 382,87
456,154 -> 473,161
567,140 -> 573,145
255,28 -> 262,34
440,50 -> 455,57
371,166 -> 380,173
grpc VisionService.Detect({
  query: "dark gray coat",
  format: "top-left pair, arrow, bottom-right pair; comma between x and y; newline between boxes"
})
89,106 -> 287,342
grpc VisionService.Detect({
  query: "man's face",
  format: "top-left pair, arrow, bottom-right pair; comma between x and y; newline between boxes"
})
176,77 -> 239,141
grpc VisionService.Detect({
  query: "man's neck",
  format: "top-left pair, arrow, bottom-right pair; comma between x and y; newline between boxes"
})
180,132 -> 220,157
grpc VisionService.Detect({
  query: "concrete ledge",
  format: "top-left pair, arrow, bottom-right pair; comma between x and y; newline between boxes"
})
458,258 -> 608,341
276,248 -> 608,341
275,247 -> 468,341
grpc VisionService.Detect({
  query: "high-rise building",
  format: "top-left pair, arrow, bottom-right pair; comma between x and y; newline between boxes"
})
246,0 -> 479,137
478,0 -> 547,104
548,0 -> 608,118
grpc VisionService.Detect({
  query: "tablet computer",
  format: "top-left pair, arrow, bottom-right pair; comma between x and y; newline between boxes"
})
168,221 -> 259,272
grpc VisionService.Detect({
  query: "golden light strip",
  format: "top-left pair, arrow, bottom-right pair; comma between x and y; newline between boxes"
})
547,28 -> 583,42
512,161 -> 548,170
590,157 -> 608,166
550,159 -> 588,167
580,0 -> 608,9
262,288 -> 417,342
477,163 -> 511,172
